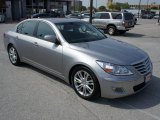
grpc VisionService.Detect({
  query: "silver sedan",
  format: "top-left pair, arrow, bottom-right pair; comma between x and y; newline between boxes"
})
3,18 -> 153,100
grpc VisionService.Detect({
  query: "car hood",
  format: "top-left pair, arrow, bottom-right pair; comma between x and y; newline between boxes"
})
69,38 -> 148,65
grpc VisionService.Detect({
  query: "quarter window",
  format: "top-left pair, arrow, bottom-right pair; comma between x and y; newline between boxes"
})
21,21 -> 37,36
36,22 -> 56,41
16,23 -> 23,33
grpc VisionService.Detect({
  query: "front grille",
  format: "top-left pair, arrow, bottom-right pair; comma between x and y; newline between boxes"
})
133,82 -> 145,92
133,58 -> 151,75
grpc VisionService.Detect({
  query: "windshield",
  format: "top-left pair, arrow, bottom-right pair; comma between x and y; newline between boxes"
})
55,22 -> 106,43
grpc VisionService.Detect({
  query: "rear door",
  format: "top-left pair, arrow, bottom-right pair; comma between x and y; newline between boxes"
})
16,20 -> 38,62
93,13 -> 110,29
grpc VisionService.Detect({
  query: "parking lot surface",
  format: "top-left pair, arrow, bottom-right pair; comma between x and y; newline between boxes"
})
0,19 -> 160,120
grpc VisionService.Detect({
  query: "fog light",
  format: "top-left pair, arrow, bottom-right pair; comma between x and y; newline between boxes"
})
112,87 -> 124,93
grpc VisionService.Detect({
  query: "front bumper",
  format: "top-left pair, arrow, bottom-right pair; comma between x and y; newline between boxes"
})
98,72 -> 152,99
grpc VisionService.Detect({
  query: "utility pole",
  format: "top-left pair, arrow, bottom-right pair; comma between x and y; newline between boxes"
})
74,0 -> 75,12
147,0 -> 149,10
89,0 -> 93,24
138,0 -> 141,18
158,5 -> 160,24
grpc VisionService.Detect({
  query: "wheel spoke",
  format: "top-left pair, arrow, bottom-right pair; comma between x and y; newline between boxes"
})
83,86 -> 87,96
74,77 -> 82,84
77,71 -> 83,80
76,84 -> 83,91
86,85 -> 93,94
86,80 -> 94,86
84,71 -> 89,80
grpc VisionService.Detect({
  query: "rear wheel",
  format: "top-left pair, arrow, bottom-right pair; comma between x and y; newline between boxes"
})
71,66 -> 100,100
8,45 -> 21,66
107,25 -> 116,35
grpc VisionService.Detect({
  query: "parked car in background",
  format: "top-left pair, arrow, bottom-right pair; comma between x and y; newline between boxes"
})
66,13 -> 82,19
3,18 -> 152,100
83,12 -> 135,35
0,13 -> 5,22
141,14 -> 154,19
31,12 -> 60,18
153,14 -> 160,19
66,13 -> 90,19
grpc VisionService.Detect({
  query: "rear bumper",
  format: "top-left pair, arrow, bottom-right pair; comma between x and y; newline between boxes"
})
117,25 -> 134,31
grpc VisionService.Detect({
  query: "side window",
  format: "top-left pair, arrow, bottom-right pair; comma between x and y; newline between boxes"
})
115,14 -> 122,19
36,22 -> 56,41
21,21 -> 37,36
16,23 -> 23,33
100,13 -> 110,19
94,13 -> 101,19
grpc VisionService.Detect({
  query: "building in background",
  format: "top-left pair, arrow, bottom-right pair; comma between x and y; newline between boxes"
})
2,0 -> 82,21
130,4 -> 160,9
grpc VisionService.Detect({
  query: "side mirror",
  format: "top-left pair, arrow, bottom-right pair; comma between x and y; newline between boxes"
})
44,35 -> 58,43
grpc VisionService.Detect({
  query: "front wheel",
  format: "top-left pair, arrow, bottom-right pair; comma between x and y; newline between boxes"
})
8,45 -> 21,66
71,66 -> 100,100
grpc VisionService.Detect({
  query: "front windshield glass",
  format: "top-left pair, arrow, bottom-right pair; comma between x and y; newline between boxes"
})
55,22 -> 106,43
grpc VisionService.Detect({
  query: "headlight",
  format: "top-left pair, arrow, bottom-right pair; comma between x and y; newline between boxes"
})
96,61 -> 133,76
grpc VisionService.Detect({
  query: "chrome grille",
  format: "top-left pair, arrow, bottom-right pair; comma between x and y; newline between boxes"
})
133,58 -> 151,75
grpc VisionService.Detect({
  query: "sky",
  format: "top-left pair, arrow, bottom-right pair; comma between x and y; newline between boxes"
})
81,0 -> 160,7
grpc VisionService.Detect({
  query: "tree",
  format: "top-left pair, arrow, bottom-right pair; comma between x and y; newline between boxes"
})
98,6 -> 106,11
108,2 -> 130,11
151,6 -> 158,10
81,6 -> 87,11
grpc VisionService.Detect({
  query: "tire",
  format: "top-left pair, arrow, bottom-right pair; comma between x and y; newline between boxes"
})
8,45 -> 21,66
71,66 -> 100,100
107,25 -> 116,35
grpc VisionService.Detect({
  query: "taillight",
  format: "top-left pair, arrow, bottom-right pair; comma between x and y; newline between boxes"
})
122,21 -> 125,26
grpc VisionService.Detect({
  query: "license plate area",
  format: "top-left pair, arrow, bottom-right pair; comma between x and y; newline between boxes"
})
145,73 -> 152,83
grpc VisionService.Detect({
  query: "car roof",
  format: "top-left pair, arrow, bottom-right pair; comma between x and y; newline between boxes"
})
30,18 -> 82,23
96,12 -> 121,14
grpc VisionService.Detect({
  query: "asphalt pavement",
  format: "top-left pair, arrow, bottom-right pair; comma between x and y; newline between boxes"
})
0,19 -> 160,120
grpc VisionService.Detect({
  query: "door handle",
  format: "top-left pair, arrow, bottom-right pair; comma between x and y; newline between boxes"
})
33,42 -> 39,47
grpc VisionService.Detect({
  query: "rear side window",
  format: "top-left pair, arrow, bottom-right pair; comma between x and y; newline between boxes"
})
36,22 -> 56,41
21,21 -> 37,36
124,13 -> 133,20
111,13 -> 122,19
100,13 -> 110,19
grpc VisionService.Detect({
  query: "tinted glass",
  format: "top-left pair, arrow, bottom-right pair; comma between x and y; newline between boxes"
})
56,22 -> 106,43
21,21 -> 37,36
94,13 -> 101,19
111,13 -> 122,19
124,13 -> 133,20
100,13 -> 110,19
37,22 -> 55,40
16,23 -> 23,33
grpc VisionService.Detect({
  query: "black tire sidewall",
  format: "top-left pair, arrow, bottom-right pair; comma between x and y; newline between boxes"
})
107,26 -> 116,35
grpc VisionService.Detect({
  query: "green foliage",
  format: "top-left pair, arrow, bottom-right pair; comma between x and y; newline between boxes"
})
81,6 -> 87,11
109,2 -> 130,11
151,6 -> 158,10
98,6 -> 106,11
